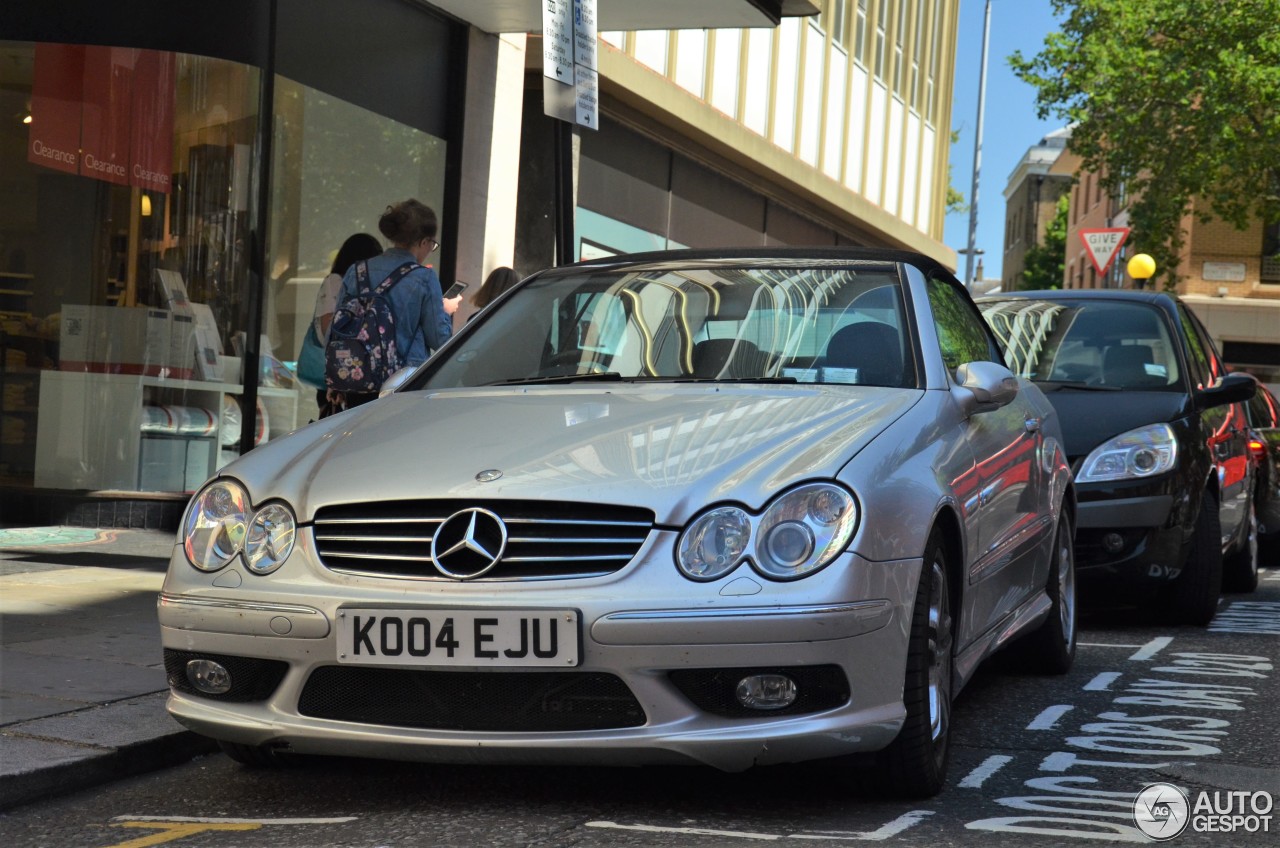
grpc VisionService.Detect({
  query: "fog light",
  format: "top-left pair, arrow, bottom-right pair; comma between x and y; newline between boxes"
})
735,674 -> 797,710
1102,532 -> 1125,553
186,659 -> 232,695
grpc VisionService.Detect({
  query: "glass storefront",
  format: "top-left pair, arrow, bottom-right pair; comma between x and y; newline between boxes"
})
0,0 -> 460,503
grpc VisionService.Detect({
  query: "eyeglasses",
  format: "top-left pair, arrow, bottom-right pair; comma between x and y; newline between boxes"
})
427,238 -> 440,254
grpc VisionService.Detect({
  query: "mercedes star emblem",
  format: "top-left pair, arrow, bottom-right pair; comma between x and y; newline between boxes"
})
430,508 -> 508,579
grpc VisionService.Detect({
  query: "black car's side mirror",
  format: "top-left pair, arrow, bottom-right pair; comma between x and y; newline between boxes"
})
954,361 -> 1020,415
1195,373 -> 1256,410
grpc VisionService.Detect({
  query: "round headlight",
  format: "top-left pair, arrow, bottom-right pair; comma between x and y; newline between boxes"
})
677,506 -> 751,581
244,502 -> 296,575
754,483 -> 858,580
183,479 -> 250,571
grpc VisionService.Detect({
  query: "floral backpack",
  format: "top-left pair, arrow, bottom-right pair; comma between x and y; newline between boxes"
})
324,260 -> 416,394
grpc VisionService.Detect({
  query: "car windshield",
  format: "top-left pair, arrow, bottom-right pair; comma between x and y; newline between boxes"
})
979,298 -> 1183,391
416,263 -> 917,389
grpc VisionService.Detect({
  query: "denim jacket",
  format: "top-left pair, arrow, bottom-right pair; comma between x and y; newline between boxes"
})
338,248 -> 452,367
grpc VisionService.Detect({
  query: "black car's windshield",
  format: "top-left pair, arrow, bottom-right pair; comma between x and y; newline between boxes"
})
978,298 -> 1183,391
416,264 -> 917,390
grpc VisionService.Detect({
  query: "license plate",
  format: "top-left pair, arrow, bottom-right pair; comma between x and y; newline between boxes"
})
337,609 -> 580,667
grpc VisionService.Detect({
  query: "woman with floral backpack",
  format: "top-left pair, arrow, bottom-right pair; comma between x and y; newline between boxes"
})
321,199 -> 461,417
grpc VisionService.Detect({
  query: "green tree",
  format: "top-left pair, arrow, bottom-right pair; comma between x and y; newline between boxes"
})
1011,0 -> 1280,289
1020,193 -> 1069,290
946,129 -> 967,214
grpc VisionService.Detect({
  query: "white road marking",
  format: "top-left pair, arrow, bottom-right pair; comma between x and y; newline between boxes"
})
113,816 -> 358,824
1026,704 -> 1074,730
1128,636 -> 1174,661
586,811 -> 935,842
586,822 -> 780,841
1083,672 -> 1122,691
959,755 -> 1013,788
1078,642 -> 1145,648
790,811 -> 935,841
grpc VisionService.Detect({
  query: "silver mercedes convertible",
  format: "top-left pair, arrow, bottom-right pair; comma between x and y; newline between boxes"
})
162,248 -> 1075,797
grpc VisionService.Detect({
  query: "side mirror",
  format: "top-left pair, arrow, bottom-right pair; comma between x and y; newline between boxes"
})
378,365 -> 418,398
1196,373 -> 1255,410
954,361 -> 1020,415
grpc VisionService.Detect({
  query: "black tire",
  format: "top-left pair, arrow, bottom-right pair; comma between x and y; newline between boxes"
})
877,531 -> 954,798
1223,502 -> 1259,593
1015,511 -> 1077,674
1166,490 -> 1223,626
218,739 -> 295,768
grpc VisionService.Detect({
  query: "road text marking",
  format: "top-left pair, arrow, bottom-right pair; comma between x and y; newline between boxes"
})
1083,672 -> 1121,691
1129,636 -> 1174,661
959,755 -> 1013,788
1027,704 -> 1074,730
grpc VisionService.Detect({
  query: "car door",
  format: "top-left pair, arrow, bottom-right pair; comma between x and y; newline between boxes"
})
927,277 -> 1046,639
1178,304 -> 1252,545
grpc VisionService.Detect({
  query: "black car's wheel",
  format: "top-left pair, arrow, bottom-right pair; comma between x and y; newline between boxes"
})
1166,489 -> 1223,625
878,531 -> 954,798
218,740 -> 296,768
1223,501 -> 1259,593
1014,511 -> 1076,674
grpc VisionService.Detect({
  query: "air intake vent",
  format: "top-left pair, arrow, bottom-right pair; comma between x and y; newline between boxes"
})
312,499 -> 653,581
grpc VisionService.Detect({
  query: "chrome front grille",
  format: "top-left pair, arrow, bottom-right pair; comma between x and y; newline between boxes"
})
312,500 -> 654,580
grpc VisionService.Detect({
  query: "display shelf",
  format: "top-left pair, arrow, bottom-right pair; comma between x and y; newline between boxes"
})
35,370 -> 300,492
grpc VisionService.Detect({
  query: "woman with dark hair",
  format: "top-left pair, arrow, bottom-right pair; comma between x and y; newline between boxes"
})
323,199 -> 461,415
471,266 -> 521,310
298,232 -> 383,406
318,233 -> 383,338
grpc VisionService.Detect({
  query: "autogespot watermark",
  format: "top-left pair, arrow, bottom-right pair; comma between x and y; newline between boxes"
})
1133,782 -> 1274,840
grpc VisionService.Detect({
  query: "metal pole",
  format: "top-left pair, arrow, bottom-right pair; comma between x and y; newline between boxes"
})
965,0 -> 992,288
553,121 -> 575,266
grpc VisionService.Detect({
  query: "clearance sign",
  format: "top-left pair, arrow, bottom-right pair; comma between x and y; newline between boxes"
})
28,43 -> 174,194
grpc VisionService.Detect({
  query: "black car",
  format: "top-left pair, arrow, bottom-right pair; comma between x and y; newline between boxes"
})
978,290 -> 1258,623
1242,376 -> 1280,564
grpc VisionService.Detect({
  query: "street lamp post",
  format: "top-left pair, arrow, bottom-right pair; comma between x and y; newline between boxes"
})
964,0 -> 993,289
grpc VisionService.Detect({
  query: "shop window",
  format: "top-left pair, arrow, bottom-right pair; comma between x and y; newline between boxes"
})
1,41 -> 262,491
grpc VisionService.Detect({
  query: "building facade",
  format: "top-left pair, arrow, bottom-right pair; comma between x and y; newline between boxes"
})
1000,127 -> 1070,292
0,0 -> 961,526
1056,157 -> 1280,387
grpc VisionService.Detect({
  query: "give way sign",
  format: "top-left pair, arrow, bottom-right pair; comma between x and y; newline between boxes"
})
1079,228 -> 1130,275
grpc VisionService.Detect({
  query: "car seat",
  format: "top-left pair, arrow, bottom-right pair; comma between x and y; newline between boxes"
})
1102,344 -> 1160,387
691,338 -> 766,379
822,321 -> 905,386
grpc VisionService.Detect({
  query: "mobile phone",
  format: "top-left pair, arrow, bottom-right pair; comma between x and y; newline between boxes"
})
443,281 -> 468,299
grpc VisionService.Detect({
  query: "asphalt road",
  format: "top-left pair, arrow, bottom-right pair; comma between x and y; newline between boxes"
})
2,574 -> 1278,848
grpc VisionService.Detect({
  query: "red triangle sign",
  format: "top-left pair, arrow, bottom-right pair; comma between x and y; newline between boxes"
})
1079,228 -> 1130,275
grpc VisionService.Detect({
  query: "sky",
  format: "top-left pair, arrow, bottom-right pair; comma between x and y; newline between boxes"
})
942,0 -> 1067,282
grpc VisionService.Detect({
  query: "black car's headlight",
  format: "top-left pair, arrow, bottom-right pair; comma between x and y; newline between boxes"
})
1077,423 -> 1178,483
676,483 -> 859,582
182,479 -> 295,575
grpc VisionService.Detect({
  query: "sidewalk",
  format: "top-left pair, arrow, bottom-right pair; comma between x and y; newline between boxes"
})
0,526 -> 216,811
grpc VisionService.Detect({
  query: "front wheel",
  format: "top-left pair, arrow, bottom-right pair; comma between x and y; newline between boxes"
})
1223,501 -> 1259,593
877,531 -> 954,798
1165,489 -> 1223,626
1014,511 -> 1076,674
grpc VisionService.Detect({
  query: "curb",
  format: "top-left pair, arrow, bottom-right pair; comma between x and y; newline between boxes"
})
0,693 -> 218,812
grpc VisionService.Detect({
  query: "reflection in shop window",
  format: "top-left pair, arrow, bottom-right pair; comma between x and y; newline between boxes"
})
2,41 -> 262,492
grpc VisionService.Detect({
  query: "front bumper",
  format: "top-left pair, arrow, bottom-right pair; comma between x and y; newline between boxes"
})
159,540 -> 920,772
1074,488 -> 1188,591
